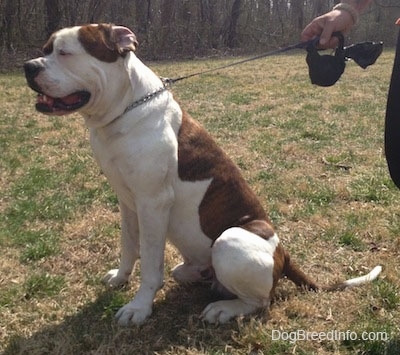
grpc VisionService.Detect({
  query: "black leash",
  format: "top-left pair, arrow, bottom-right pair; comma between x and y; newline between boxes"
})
162,34 -> 382,87
162,40 -> 313,85
125,40 -> 315,112
125,34 -> 382,113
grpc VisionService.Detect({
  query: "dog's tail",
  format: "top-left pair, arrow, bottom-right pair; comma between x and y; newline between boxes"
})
322,265 -> 382,291
282,249 -> 319,291
282,250 -> 382,292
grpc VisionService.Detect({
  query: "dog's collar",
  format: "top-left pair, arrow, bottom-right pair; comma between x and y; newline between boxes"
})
107,78 -> 172,125
123,85 -> 168,114
106,84 -> 168,126
121,78 -> 171,118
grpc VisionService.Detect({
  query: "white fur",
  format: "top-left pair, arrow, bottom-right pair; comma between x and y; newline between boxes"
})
30,26 -> 221,325
86,47 -> 280,324
211,228 -> 279,304
26,25 -> 381,326
201,228 -> 278,323
341,265 -> 382,288
201,299 -> 260,324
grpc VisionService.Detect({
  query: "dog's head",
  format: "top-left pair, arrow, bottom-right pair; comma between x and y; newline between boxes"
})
24,24 -> 138,117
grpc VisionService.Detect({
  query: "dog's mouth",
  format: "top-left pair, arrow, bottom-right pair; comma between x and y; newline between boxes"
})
35,91 -> 91,115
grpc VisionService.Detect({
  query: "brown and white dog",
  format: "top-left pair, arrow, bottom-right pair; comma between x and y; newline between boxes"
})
24,24 -> 382,326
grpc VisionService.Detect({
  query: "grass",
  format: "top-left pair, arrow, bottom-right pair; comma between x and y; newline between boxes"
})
1,50 -> 399,354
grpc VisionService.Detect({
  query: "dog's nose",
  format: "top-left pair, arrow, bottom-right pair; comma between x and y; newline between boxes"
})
23,61 -> 44,79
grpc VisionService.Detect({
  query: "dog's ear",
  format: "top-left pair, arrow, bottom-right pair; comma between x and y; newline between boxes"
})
112,26 -> 138,54
79,24 -> 138,62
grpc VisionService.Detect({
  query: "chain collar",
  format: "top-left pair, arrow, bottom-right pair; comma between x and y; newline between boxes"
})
121,78 -> 172,117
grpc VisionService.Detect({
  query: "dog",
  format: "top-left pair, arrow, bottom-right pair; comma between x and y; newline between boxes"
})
24,24 -> 382,326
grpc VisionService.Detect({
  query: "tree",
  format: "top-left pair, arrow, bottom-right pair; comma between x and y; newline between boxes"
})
291,0 -> 304,32
1,0 -> 400,68
45,0 -> 61,37
3,0 -> 17,51
226,0 -> 242,48
134,0 -> 152,36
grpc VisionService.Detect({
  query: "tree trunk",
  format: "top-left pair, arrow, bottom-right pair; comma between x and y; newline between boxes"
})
45,0 -> 61,36
159,0 -> 175,53
88,0 -> 108,23
291,0 -> 304,32
4,0 -> 17,51
226,0 -> 242,48
135,0 -> 152,35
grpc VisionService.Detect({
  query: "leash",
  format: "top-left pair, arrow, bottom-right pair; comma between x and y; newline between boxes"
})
124,35 -> 382,112
121,39 -> 314,115
162,39 -> 314,85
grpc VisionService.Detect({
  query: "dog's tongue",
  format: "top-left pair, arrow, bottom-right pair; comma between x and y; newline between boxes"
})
59,93 -> 83,105
37,93 -> 81,106
36,93 -> 84,114
34,90 -> 90,115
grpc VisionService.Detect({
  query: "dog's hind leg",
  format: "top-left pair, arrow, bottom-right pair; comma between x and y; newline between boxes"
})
201,226 -> 278,323
103,202 -> 140,288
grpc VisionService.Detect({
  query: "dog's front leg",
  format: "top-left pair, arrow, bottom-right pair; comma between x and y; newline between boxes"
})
103,201 -> 139,288
115,190 -> 172,326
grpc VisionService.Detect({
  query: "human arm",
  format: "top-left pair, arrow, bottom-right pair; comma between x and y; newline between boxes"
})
301,0 -> 373,48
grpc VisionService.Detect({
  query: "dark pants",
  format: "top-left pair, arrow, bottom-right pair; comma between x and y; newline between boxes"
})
385,28 -> 400,188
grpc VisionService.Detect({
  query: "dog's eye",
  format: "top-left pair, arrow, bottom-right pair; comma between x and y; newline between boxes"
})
58,49 -> 70,56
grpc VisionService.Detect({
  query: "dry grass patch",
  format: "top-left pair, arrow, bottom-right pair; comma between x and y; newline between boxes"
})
1,51 -> 400,354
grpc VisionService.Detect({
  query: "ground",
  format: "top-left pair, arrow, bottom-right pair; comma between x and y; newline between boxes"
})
0,51 -> 399,354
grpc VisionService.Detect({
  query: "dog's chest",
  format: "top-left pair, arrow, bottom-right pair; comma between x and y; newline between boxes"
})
88,108 -> 177,203
90,104 -> 266,253
89,114 -> 214,262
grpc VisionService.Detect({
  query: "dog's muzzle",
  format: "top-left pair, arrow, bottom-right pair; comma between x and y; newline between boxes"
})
24,60 -> 45,94
23,59 -> 91,115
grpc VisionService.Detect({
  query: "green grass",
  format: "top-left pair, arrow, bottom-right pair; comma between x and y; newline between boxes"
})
338,231 -> 366,251
20,231 -> 60,262
1,51 -> 399,354
24,273 -> 66,299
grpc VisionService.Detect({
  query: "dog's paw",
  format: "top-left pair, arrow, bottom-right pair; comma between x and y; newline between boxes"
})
102,269 -> 129,289
201,299 -> 258,324
115,302 -> 152,326
201,301 -> 236,324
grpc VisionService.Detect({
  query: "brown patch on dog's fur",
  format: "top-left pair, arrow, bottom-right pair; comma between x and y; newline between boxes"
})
78,24 -> 137,63
238,219 -> 318,298
240,219 -> 275,240
177,111 -> 268,240
282,250 -> 318,291
42,35 -> 55,56
240,219 -> 287,299
270,244 -> 286,299
177,112 -> 320,300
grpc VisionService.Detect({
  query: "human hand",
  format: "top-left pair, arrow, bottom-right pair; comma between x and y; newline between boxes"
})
301,9 -> 355,48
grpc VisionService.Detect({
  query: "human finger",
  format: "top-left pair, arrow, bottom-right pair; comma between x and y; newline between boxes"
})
319,21 -> 336,47
301,20 -> 324,42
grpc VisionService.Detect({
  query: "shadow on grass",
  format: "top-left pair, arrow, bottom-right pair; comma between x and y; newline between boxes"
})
3,283 -> 239,355
4,282 -> 399,355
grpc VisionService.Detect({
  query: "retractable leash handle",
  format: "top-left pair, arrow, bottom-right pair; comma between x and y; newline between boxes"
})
306,32 -> 346,87
344,40 -> 383,69
305,32 -> 383,87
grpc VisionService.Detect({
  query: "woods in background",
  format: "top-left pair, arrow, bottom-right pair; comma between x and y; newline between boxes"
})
1,0 -> 400,68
